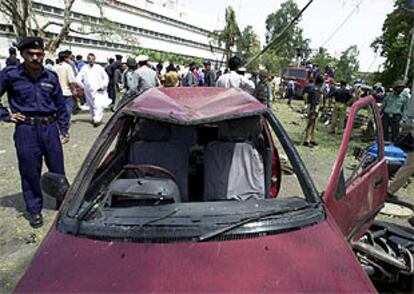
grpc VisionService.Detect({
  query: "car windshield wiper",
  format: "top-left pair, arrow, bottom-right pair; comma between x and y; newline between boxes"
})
197,204 -> 314,242
134,208 -> 180,230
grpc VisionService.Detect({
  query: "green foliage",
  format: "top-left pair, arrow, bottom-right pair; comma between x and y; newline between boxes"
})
360,71 -> 381,85
261,51 -> 283,75
264,0 -> 310,70
335,45 -> 360,82
209,6 -> 241,66
134,48 -> 204,66
311,47 -> 337,70
308,45 -> 360,83
237,26 -> 261,70
371,0 -> 414,87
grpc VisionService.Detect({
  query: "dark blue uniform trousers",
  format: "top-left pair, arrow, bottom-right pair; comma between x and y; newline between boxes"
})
14,122 -> 65,213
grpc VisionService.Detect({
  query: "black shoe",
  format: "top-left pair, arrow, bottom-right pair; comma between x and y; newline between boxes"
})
28,213 -> 43,228
310,141 -> 318,146
303,142 -> 313,148
409,216 -> 414,227
93,122 -> 102,128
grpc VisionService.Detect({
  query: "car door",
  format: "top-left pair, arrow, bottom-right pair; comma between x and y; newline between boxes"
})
324,96 -> 388,241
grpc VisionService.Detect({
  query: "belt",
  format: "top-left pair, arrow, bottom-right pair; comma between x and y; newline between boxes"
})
21,116 -> 56,126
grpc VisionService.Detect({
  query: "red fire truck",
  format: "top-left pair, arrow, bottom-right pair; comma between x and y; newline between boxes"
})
281,66 -> 312,98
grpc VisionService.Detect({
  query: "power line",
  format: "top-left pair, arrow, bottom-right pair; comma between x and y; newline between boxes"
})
244,0 -> 314,67
321,0 -> 363,48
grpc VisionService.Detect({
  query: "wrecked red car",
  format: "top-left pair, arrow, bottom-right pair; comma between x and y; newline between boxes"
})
16,88 -> 413,292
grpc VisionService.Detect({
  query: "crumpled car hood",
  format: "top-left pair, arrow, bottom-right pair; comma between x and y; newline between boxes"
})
16,218 -> 375,293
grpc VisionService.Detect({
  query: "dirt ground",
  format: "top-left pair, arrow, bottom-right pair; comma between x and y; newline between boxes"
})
0,100 -> 413,292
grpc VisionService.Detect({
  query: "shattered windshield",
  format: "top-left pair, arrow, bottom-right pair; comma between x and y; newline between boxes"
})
61,113 -> 323,241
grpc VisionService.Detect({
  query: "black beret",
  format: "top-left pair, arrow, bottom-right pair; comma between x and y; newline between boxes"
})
115,54 -> 123,60
17,36 -> 44,51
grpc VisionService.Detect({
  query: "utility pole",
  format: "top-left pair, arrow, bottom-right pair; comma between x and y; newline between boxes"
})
404,27 -> 414,82
411,70 -> 414,98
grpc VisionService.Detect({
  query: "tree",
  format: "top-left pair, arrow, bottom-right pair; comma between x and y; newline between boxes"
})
209,6 -> 240,66
335,45 -> 360,82
311,47 -> 337,70
261,51 -> 283,74
264,0 -> 310,71
135,48 -> 204,67
0,0 -> 138,55
237,26 -> 261,70
0,0 -> 76,54
371,0 -> 414,87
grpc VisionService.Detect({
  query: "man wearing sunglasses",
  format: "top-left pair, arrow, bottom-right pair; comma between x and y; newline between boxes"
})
0,37 -> 69,228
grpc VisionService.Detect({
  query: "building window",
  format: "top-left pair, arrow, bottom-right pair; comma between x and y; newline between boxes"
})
53,7 -> 63,14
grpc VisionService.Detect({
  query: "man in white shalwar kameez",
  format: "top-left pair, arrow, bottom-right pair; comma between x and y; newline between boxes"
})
76,53 -> 111,127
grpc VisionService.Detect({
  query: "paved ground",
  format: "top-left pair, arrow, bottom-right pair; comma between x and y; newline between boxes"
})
0,110 -> 104,292
0,100 -> 413,292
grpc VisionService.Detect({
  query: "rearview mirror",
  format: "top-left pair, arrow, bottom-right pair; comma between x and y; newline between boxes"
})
40,172 -> 69,210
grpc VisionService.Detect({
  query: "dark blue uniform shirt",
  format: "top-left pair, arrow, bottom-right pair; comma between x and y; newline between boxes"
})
0,64 -> 69,134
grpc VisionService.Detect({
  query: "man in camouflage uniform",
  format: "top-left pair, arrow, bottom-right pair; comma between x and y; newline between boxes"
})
254,70 -> 272,107
381,80 -> 409,142
329,80 -> 353,134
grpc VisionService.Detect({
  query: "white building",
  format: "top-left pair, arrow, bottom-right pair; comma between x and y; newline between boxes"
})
0,0 -> 225,65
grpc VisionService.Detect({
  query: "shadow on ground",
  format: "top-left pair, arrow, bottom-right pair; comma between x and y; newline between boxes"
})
0,193 -> 57,214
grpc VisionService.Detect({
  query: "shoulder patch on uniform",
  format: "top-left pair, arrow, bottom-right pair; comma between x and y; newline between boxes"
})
41,82 -> 54,88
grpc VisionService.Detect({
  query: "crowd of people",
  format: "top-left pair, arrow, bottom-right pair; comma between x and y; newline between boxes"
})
290,67 -> 413,200
0,36 -> 278,228
15,50 -> 280,128
0,35 -> 413,228
294,75 -> 412,148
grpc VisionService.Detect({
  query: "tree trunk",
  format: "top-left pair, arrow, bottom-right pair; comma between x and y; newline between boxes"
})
46,0 -> 76,55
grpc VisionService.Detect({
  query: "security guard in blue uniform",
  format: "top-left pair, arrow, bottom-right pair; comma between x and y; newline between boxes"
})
0,37 -> 69,228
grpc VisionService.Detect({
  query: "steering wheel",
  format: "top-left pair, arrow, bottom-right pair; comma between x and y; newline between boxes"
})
123,164 -> 178,185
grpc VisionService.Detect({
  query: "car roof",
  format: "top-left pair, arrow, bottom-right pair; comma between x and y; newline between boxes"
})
122,87 -> 267,125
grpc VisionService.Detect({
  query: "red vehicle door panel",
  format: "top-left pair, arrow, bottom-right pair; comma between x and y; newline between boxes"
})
324,96 -> 388,241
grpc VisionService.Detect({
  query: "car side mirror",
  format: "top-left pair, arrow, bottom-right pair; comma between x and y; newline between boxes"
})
40,172 -> 69,210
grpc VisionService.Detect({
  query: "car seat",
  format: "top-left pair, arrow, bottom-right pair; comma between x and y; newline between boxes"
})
203,116 -> 265,201
129,119 -> 190,201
